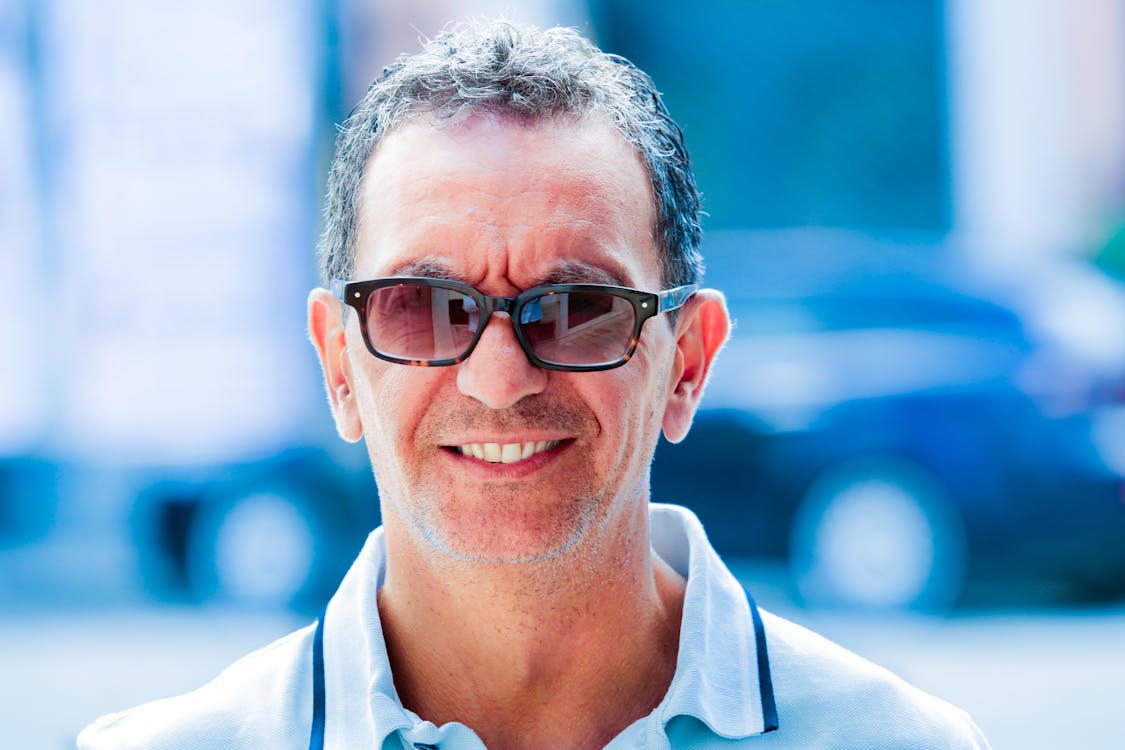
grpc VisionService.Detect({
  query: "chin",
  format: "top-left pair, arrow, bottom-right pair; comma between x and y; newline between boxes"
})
411,501 -> 603,565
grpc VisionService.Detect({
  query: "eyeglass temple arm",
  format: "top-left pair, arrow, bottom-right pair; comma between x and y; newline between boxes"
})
657,284 -> 698,313
328,280 -> 358,322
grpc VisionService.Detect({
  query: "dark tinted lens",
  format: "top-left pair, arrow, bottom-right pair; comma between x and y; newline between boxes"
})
365,283 -> 480,360
521,291 -> 636,365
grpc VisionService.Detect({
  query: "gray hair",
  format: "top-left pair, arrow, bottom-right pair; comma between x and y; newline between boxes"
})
318,19 -> 703,289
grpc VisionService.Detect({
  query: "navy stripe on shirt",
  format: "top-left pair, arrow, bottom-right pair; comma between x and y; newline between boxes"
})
309,609 -> 326,750
744,586 -> 780,732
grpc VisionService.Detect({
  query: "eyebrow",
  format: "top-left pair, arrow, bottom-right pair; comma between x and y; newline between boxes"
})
387,258 -> 630,288
388,259 -> 468,281
536,262 -> 625,287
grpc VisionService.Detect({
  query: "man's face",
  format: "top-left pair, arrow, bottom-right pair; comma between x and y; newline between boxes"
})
323,114 -> 684,565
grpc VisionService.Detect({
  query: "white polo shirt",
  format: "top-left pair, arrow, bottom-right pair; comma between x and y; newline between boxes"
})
79,503 -> 991,749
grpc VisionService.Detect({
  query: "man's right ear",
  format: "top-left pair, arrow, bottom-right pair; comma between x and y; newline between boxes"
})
308,288 -> 363,443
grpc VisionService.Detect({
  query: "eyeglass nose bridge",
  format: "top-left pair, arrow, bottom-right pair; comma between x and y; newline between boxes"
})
479,294 -> 518,318
475,293 -> 546,326
470,293 -> 520,328
462,293 -> 535,362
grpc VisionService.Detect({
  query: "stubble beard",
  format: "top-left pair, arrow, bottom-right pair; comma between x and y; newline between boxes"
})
382,395 -> 623,586
411,480 -> 603,564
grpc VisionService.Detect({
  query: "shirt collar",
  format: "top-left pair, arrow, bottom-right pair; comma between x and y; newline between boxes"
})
319,504 -> 776,748
650,503 -> 777,739
320,529 -> 410,749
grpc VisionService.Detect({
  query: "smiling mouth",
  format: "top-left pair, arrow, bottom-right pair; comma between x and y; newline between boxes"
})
455,440 -> 562,464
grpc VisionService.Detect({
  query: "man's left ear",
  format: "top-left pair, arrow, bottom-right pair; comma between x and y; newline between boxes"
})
662,289 -> 730,444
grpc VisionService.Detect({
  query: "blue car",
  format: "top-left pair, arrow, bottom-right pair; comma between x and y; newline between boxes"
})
652,230 -> 1125,610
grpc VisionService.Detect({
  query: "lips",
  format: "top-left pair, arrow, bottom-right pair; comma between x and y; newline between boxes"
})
456,440 -> 561,464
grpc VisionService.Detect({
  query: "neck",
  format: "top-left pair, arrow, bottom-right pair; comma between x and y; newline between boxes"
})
377,516 -> 686,750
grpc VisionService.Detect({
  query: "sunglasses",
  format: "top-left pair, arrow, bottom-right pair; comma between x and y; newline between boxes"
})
331,276 -> 697,372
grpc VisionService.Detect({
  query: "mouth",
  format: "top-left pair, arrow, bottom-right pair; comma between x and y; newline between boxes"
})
453,440 -> 562,464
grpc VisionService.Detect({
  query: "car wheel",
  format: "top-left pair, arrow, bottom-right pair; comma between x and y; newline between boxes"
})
789,456 -> 967,612
186,487 -> 323,610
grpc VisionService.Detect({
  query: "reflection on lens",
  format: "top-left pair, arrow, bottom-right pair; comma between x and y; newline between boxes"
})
366,283 -> 478,360
524,291 -> 635,365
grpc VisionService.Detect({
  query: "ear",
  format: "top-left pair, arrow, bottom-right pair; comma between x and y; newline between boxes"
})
662,289 -> 730,444
308,288 -> 363,443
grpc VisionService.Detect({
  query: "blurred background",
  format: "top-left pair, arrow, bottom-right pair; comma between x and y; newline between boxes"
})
3,0 -> 1125,747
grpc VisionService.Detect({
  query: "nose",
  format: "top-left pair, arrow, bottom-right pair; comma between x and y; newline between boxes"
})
456,312 -> 549,409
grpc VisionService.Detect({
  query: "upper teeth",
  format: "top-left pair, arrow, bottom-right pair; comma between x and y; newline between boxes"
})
459,440 -> 560,463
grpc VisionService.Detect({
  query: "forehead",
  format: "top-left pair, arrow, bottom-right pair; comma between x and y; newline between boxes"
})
352,112 -> 660,288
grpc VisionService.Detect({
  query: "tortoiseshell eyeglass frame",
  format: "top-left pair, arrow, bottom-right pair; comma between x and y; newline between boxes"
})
330,276 -> 697,372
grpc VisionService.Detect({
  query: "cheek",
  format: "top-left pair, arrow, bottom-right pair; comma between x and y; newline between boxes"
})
591,355 -> 672,463
351,357 -> 441,444
353,364 -> 452,505
626,330 -> 676,420
629,345 -> 678,466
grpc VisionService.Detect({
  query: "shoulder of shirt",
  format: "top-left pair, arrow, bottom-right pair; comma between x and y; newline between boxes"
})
76,621 -> 317,750
756,609 -> 992,749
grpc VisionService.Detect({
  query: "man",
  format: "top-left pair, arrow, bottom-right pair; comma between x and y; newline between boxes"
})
80,20 -> 990,750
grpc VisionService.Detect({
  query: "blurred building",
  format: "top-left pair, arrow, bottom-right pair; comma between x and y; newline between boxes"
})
948,0 -> 1125,262
1,0 -> 332,602
590,0 -> 1125,262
